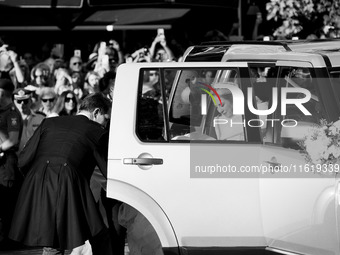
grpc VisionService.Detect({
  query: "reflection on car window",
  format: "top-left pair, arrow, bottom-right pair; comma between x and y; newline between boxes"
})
137,69 -> 165,141
169,68 -> 245,142
283,67 -> 321,123
213,89 -> 244,141
249,65 -> 278,136
330,71 -> 340,102
285,68 -> 318,102
276,67 -> 325,149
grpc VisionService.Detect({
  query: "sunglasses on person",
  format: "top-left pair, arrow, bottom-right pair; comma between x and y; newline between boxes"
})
149,72 -> 158,77
42,98 -> 55,103
16,99 -> 30,105
72,62 -> 82,66
65,97 -> 75,103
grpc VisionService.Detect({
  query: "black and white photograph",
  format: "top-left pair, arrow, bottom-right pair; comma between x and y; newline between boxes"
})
0,0 -> 340,255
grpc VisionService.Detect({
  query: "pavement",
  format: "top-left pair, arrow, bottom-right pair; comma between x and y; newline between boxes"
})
0,240 -> 72,255
0,247 -> 72,255
0,247 -> 46,255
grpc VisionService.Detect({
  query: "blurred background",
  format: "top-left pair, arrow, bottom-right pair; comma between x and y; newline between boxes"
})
0,0 -> 339,62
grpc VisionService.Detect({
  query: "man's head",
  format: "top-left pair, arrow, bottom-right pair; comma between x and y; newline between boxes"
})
39,87 -> 56,111
154,48 -> 169,62
78,93 -> 111,127
23,52 -> 34,68
69,56 -> 83,73
13,88 -> 32,115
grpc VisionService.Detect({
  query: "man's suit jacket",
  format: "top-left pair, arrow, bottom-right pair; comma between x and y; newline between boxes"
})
9,115 -> 109,250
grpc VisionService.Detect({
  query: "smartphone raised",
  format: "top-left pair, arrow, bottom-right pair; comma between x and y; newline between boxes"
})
74,49 -> 81,58
157,28 -> 165,41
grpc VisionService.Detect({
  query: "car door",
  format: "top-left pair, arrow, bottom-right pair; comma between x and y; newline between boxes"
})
107,62 -> 269,253
257,62 -> 340,255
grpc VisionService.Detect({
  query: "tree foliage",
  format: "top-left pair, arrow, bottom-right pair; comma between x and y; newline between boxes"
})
266,0 -> 340,38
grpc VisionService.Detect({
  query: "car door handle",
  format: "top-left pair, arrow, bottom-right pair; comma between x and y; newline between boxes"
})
264,161 -> 281,167
264,157 -> 281,167
123,158 -> 163,165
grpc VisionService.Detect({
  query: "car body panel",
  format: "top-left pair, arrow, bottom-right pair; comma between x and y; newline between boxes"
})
108,63 -> 266,248
259,145 -> 338,255
108,40 -> 340,255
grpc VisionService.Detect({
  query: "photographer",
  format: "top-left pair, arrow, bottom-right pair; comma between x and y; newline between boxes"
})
130,47 -> 151,63
87,40 -> 123,77
54,67 -> 73,95
149,30 -> 174,62
0,43 -> 25,88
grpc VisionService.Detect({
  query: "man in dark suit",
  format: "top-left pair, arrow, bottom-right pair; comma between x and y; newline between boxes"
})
8,93 -> 112,255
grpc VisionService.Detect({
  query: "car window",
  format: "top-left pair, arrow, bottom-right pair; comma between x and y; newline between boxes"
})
330,70 -> 340,103
248,65 -> 278,139
136,68 -> 179,142
169,68 -> 246,142
136,69 -> 165,141
264,66 -> 326,149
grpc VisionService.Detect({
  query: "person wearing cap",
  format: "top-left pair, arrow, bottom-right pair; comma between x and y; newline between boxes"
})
13,88 -> 45,153
0,78 -> 22,248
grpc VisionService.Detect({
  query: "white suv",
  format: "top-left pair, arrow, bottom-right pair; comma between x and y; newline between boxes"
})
107,39 -> 340,255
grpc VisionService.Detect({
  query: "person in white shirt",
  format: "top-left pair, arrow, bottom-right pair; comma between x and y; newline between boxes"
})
214,90 -> 244,141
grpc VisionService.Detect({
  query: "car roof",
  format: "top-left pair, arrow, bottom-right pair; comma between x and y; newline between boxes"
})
184,39 -> 340,68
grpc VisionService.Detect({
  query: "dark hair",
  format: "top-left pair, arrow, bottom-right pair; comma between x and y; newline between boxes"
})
30,62 -> 51,86
53,90 -> 78,116
79,93 -> 111,114
99,71 -> 116,93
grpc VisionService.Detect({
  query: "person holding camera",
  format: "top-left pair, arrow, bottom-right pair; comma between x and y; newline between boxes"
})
149,30 -> 174,62
87,41 -> 123,77
130,47 -> 151,63
0,43 -> 25,88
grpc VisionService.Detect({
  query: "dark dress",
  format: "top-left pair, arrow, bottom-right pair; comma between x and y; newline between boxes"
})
8,115 -> 109,250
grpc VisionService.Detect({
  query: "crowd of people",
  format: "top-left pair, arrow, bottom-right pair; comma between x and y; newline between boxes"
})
0,30 -> 179,255
0,18 -> 330,254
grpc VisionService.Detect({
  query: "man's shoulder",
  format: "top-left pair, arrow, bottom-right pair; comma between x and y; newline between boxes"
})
45,115 -> 104,129
0,103 -> 18,114
6,104 -> 22,119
